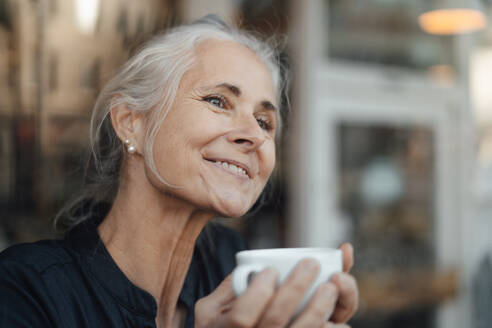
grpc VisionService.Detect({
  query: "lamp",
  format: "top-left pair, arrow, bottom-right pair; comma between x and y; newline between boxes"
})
418,0 -> 487,35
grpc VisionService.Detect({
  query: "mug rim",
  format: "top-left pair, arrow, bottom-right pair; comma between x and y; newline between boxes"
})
236,247 -> 341,259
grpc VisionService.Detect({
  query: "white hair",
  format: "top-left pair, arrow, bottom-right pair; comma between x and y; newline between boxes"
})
55,15 -> 287,230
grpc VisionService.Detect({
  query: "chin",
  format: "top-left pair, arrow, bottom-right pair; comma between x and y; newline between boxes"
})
214,199 -> 252,218
217,206 -> 250,218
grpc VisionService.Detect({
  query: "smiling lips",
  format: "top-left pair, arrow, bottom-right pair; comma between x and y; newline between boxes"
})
205,158 -> 252,179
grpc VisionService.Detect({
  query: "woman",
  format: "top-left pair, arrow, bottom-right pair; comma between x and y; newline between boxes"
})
0,17 -> 358,327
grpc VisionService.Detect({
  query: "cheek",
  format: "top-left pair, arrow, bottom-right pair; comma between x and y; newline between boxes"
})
149,125 -> 189,183
260,143 -> 276,180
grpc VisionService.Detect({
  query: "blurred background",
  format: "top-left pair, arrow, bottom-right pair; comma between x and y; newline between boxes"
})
1,0 -> 492,327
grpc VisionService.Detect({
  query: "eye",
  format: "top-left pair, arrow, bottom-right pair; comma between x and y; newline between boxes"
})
256,117 -> 273,132
203,95 -> 226,108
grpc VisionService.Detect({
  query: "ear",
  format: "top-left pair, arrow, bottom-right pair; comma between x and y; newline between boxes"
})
110,101 -> 145,155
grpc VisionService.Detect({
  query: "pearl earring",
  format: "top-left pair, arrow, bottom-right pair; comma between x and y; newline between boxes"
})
124,139 -> 136,154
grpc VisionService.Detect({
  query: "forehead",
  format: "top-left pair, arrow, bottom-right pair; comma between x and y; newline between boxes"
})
181,39 -> 276,103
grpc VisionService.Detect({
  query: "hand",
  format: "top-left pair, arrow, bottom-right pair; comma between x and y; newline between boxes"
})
328,243 -> 358,323
194,243 -> 358,328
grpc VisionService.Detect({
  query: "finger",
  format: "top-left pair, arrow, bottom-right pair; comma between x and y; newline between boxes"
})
205,274 -> 235,306
338,243 -> 354,273
329,272 -> 359,323
195,275 -> 236,326
258,258 -> 320,327
226,268 -> 277,327
290,283 -> 338,328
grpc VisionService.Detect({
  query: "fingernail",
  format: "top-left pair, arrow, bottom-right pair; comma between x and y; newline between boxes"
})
303,258 -> 320,271
330,273 -> 340,283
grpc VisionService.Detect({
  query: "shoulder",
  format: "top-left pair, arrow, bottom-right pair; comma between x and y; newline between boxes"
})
0,240 -> 72,326
0,239 -> 73,274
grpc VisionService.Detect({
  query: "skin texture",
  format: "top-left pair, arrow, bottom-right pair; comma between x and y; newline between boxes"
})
147,39 -> 277,218
98,39 -> 358,328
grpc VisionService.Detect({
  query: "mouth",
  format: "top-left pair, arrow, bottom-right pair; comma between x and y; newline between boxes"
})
204,158 -> 252,179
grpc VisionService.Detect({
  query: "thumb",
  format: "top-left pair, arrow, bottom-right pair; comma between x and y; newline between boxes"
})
204,274 -> 235,306
195,275 -> 236,327
338,243 -> 354,273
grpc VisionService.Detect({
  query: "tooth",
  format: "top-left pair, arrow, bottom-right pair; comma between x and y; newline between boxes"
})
213,160 -> 248,176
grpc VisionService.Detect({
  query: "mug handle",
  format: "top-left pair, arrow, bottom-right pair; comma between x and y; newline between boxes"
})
232,264 -> 267,296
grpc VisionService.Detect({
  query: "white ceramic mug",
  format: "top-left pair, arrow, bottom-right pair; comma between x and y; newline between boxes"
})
232,248 -> 342,317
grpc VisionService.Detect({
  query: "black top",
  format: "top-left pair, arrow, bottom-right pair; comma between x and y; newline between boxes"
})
0,216 -> 248,327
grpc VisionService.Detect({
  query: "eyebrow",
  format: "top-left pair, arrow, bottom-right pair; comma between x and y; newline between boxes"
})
214,83 -> 241,97
211,82 -> 278,112
261,100 -> 277,112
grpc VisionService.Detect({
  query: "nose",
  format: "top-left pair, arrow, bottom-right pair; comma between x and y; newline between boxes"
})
226,115 -> 266,152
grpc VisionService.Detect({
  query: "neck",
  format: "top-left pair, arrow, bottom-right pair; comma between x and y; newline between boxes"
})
98,167 -> 215,327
